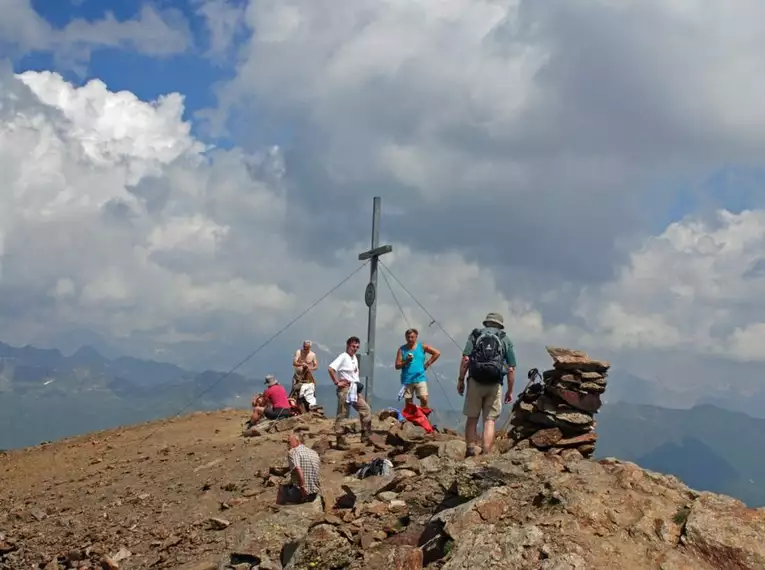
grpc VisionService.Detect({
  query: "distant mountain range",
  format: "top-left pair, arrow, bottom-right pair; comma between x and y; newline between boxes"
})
2,340 -> 765,507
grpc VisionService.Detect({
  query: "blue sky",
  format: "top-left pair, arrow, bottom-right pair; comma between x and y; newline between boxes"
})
19,0 -> 230,137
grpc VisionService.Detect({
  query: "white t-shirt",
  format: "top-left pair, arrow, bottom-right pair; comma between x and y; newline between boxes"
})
329,352 -> 360,384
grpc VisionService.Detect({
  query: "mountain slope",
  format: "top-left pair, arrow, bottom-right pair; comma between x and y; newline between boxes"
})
4,340 -> 765,508
595,403 -> 765,507
3,411 -> 765,569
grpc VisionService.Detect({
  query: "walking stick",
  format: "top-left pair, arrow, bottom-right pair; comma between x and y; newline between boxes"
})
497,368 -> 542,439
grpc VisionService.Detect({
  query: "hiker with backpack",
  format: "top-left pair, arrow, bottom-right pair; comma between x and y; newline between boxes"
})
457,312 -> 516,456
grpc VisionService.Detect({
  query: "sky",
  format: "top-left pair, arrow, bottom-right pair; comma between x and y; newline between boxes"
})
3,0 -> 765,407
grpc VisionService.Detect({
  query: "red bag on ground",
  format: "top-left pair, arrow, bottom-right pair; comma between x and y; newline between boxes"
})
402,402 -> 434,433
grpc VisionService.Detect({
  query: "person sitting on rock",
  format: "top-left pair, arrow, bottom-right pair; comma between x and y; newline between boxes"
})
395,328 -> 440,410
250,375 -> 292,424
279,432 -> 321,504
289,366 -> 319,414
296,375 -> 318,413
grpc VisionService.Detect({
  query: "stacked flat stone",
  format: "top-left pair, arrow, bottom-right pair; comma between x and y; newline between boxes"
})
509,346 -> 609,457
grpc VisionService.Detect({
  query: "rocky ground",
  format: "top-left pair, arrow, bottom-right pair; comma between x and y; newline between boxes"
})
2,409 -> 765,570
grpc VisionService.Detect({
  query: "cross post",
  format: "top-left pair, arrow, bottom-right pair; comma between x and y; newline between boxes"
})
357,196 -> 393,408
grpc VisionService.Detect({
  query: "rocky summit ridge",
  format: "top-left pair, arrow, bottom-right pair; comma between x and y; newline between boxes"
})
2,410 -> 765,570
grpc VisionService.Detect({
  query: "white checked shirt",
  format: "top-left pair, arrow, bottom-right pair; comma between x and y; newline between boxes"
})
287,444 -> 321,494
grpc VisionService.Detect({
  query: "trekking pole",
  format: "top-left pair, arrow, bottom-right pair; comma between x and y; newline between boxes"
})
498,367 -> 541,438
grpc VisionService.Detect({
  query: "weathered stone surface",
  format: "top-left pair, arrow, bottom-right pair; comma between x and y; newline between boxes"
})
207,517 -> 230,530
555,432 -> 598,448
398,455 -> 422,473
581,371 -> 607,381
579,382 -> 606,394
310,436 -> 331,456
337,474 -> 397,507
546,386 -> 602,413
530,428 -> 563,449
361,544 -> 423,570
546,346 -> 610,373
174,561 -> 219,570
683,492 -> 765,570
439,439 -> 467,461
230,499 -> 322,564
285,523 -> 355,570
556,411 -> 595,427
412,442 -> 440,459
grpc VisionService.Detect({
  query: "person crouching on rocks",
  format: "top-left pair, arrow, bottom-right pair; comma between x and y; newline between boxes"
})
278,432 -> 322,504
328,336 -> 372,449
395,328 -> 440,410
250,375 -> 292,424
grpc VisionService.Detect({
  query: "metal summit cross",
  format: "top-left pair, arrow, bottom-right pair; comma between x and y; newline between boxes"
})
357,196 -> 393,408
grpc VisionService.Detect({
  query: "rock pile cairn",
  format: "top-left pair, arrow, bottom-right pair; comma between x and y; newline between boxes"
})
508,346 -> 609,457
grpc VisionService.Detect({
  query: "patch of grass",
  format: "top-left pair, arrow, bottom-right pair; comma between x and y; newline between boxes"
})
673,506 -> 691,526
443,538 -> 454,556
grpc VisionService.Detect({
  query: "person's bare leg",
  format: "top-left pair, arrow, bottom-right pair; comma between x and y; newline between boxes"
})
482,419 -> 496,455
419,394 -> 429,408
250,407 -> 264,423
464,417 -> 479,455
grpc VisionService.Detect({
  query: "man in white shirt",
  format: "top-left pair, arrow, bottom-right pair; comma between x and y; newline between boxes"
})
328,336 -> 372,449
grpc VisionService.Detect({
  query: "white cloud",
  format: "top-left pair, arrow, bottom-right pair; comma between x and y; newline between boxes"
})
204,0 -> 765,292
0,1 -> 190,69
193,0 -> 248,61
6,0 -> 765,411
197,0 -> 765,371
576,209 -> 765,361
0,67 -> 531,379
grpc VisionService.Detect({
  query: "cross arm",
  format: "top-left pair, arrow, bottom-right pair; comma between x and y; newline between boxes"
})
358,244 -> 393,261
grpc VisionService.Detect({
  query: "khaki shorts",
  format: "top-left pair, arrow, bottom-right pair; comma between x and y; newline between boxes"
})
463,378 -> 502,420
403,381 -> 428,400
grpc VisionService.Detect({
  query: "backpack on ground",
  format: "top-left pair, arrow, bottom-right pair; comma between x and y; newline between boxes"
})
356,457 -> 393,479
468,328 -> 507,384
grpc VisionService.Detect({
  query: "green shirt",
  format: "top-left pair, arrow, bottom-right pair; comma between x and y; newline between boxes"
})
462,326 -> 517,368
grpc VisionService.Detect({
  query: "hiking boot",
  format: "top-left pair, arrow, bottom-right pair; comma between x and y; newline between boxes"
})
465,445 -> 481,458
360,421 -> 373,444
335,435 -> 351,450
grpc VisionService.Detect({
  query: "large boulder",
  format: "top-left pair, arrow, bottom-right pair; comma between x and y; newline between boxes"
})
284,523 -> 355,569
682,492 -> 765,569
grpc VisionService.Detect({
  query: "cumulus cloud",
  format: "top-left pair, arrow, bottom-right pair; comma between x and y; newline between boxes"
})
192,0 -> 765,372
6,0 -> 765,408
0,66 -> 535,394
576,209 -> 765,362
209,0 -> 765,288
0,0 -> 190,69
193,0 -> 248,61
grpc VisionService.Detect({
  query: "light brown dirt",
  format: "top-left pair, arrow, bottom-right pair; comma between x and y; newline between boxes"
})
0,409 -> 336,569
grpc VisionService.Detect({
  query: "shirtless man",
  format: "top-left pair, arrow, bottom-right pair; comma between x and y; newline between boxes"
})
292,340 -> 319,389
